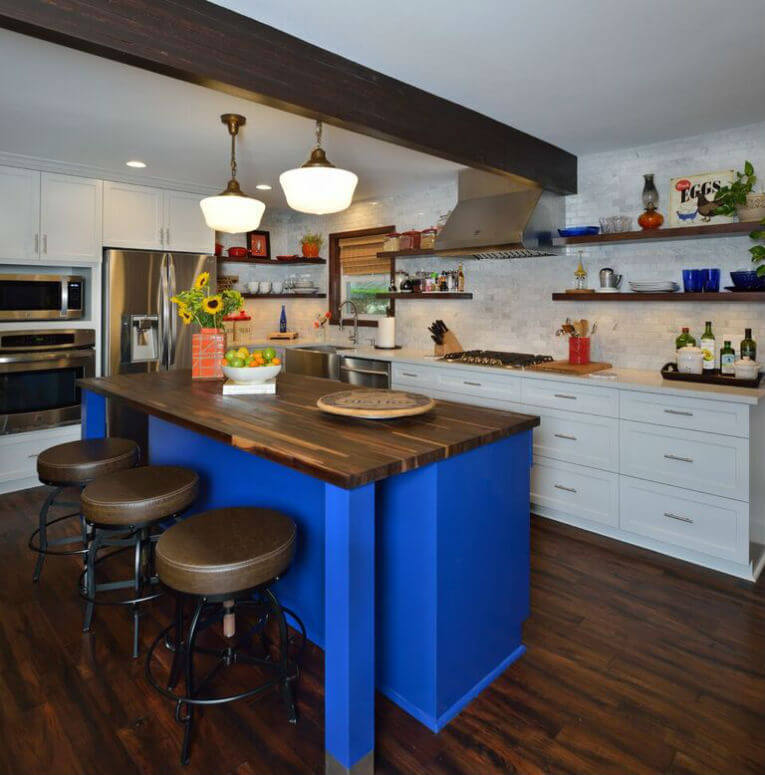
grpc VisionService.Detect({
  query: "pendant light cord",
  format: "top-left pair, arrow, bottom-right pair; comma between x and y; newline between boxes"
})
314,120 -> 323,150
230,130 -> 238,181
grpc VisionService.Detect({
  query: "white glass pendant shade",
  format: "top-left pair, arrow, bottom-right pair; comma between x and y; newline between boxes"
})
279,165 -> 358,215
200,193 -> 265,233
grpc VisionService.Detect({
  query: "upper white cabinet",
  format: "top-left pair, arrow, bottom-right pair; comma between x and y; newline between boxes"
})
0,166 -> 40,261
164,189 -> 214,253
40,173 -> 102,263
102,181 -> 164,250
103,181 -> 213,253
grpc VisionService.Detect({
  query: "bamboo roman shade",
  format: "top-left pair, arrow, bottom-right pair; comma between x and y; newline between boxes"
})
339,233 -> 390,276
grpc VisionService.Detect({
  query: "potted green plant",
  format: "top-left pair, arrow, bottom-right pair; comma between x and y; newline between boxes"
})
713,161 -> 765,221
300,232 -> 324,258
751,218 -> 765,277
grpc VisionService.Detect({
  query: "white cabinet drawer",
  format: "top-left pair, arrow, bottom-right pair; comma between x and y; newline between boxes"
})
0,425 -> 81,484
437,367 -> 521,403
531,407 -> 618,472
391,362 -> 440,389
531,458 -> 618,527
619,476 -> 748,563
521,377 -> 618,417
620,420 -> 748,501
620,391 -> 749,438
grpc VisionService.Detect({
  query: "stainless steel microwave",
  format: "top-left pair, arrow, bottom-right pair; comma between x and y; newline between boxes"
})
0,273 -> 85,321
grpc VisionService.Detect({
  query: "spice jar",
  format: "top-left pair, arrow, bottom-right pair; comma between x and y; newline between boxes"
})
420,228 -> 437,250
383,232 -> 400,252
399,230 -> 421,251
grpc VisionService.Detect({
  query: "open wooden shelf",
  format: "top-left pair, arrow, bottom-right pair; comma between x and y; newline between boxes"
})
374,292 -> 473,300
377,248 -> 448,259
218,256 -> 326,266
552,221 -> 760,246
552,291 -> 765,302
241,293 -> 326,299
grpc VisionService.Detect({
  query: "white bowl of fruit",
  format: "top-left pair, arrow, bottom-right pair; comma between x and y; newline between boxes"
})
222,346 -> 282,383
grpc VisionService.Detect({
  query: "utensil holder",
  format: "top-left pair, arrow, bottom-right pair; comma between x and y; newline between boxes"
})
569,337 -> 591,365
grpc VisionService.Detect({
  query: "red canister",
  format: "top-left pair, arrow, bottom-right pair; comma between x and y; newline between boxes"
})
569,337 -> 591,365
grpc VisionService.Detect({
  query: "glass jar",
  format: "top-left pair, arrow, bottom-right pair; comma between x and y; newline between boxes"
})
420,228 -> 437,250
399,230 -> 421,251
383,232 -> 400,252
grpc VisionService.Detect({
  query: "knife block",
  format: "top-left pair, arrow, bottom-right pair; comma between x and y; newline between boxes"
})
434,330 -> 463,357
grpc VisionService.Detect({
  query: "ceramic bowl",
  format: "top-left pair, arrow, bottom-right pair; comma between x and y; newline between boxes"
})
730,270 -> 765,290
227,246 -> 247,258
222,364 -> 281,384
259,281 -> 272,294
733,357 -> 759,380
246,282 -> 259,294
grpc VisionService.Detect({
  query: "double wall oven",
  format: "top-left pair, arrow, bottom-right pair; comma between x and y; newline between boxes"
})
0,329 -> 95,434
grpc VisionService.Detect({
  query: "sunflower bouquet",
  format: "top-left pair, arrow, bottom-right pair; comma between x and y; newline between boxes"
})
170,271 -> 243,329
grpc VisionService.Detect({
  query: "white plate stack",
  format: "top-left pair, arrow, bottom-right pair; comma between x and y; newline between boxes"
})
629,280 -> 679,293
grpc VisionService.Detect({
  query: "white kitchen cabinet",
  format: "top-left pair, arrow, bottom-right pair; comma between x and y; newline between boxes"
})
0,165 -> 40,261
103,181 -> 213,253
521,376 -> 619,418
102,181 -> 164,250
164,189 -> 214,253
40,173 -> 102,263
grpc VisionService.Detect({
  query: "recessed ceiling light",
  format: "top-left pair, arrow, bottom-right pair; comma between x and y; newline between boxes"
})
255,183 -> 272,190
126,160 -> 147,168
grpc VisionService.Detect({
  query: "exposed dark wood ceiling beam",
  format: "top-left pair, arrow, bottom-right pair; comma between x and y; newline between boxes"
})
0,0 -> 577,193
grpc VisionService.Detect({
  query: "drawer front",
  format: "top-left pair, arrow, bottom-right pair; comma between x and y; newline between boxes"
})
521,377 -> 618,417
437,366 -> 521,403
619,476 -> 748,563
620,420 -> 748,500
531,407 -> 618,472
391,362 -> 440,390
531,458 -> 619,527
0,425 -> 80,484
431,387 -> 525,413
620,390 -> 749,438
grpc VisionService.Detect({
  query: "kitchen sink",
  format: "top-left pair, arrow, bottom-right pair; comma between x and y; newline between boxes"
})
292,345 -> 355,353
285,345 -> 390,387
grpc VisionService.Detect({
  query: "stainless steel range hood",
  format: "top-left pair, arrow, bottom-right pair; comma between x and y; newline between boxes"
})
434,169 -> 564,258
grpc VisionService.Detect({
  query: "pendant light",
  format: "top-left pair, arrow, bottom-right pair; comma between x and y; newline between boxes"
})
279,120 -> 358,215
200,114 -> 265,233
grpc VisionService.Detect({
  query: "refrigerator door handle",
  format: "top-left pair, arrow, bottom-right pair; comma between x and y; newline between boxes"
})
157,253 -> 171,368
167,253 -> 178,368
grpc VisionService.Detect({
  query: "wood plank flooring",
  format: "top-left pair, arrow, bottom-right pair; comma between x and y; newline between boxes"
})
1,486 -> 763,774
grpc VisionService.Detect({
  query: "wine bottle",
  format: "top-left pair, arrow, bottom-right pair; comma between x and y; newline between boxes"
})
720,340 -> 735,375
741,328 -> 756,361
700,321 -> 715,371
675,327 -> 696,352
279,304 -> 287,333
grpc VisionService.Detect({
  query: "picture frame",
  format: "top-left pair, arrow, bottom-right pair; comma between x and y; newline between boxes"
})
247,229 -> 271,258
668,170 -> 736,228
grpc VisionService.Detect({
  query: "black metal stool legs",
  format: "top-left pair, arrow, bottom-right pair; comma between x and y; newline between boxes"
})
266,588 -> 298,724
180,597 -> 205,765
29,486 -> 86,583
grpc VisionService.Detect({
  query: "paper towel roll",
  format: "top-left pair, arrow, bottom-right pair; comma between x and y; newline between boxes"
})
377,317 -> 396,349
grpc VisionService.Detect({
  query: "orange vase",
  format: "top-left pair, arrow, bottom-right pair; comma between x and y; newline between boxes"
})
301,242 -> 320,258
192,328 -> 225,379
638,208 -> 664,230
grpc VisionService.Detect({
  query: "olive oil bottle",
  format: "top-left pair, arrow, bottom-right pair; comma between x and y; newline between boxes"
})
741,328 -> 756,361
675,327 -> 696,352
720,340 -> 735,375
700,321 -> 715,371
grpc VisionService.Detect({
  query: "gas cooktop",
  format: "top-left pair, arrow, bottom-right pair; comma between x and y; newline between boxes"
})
441,350 -> 554,369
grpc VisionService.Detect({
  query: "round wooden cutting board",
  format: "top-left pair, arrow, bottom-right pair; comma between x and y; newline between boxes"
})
316,389 -> 436,420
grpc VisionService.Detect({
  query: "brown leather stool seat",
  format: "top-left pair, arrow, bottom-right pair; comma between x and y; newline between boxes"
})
81,466 -> 198,527
37,437 -> 139,486
156,507 -> 296,596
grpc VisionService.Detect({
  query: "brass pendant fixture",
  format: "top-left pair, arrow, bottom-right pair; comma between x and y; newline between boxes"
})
279,120 -> 358,215
200,113 -> 265,234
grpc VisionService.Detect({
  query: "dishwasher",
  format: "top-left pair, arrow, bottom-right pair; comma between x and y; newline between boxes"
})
338,355 -> 391,388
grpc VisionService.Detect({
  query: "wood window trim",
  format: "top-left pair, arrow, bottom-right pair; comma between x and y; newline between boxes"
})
329,225 -> 395,328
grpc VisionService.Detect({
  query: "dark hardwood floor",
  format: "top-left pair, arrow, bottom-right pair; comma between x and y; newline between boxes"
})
1,486 -> 763,775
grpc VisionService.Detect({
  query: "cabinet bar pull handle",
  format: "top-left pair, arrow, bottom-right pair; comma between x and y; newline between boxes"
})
554,393 -> 577,400
42,234 -> 47,254
664,409 -> 693,417
463,380 -> 482,387
401,372 -> 417,378
166,227 -> 170,246
554,433 -> 577,441
554,484 -> 577,493
159,228 -> 164,246
34,234 -> 39,254
664,453 -> 693,463
664,511 -> 694,524
27,453 -> 39,458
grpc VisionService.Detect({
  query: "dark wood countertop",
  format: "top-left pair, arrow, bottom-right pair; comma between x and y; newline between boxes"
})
79,370 -> 539,489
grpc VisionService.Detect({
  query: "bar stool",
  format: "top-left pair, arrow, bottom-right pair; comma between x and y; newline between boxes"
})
146,507 -> 304,765
30,437 -> 140,583
80,465 -> 198,658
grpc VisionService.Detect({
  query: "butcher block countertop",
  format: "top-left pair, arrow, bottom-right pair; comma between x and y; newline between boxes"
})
79,370 -> 539,489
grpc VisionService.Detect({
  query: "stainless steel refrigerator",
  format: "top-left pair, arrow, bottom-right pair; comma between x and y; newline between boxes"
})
102,249 -> 216,458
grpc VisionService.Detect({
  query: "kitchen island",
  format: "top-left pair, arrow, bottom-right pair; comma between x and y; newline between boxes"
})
79,370 -> 539,775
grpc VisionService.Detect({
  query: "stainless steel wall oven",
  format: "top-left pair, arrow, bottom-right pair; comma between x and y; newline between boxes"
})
0,329 -> 95,434
0,273 -> 85,321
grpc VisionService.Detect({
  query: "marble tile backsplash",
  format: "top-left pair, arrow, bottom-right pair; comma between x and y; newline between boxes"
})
220,121 -> 765,368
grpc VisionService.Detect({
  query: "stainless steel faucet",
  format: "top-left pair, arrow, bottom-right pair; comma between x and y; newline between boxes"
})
337,300 -> 359,345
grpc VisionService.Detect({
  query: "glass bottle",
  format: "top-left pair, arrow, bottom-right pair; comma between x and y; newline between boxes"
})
457,263 -> 465,292
700,321 -> 715,371
279,304 -> 287,333
741,328 -> 757,360
720,340 -> 735,375
675,327 -> 696,352
574,252 -> 587,290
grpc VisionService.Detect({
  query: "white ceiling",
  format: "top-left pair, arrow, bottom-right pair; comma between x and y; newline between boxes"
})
0,29 -> 459,208
214,0 -> 765,154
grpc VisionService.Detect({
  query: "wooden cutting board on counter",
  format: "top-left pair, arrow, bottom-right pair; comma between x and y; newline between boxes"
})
529,360 -> 613,375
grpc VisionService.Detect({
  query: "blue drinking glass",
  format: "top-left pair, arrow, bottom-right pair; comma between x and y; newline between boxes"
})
705,268 -> 720,292
683,269 -> 699,293
698,269 -> 709,292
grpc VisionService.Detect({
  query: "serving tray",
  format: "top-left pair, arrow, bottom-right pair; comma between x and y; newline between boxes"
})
661,363 -> 762,389
317,389 -> 435,419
